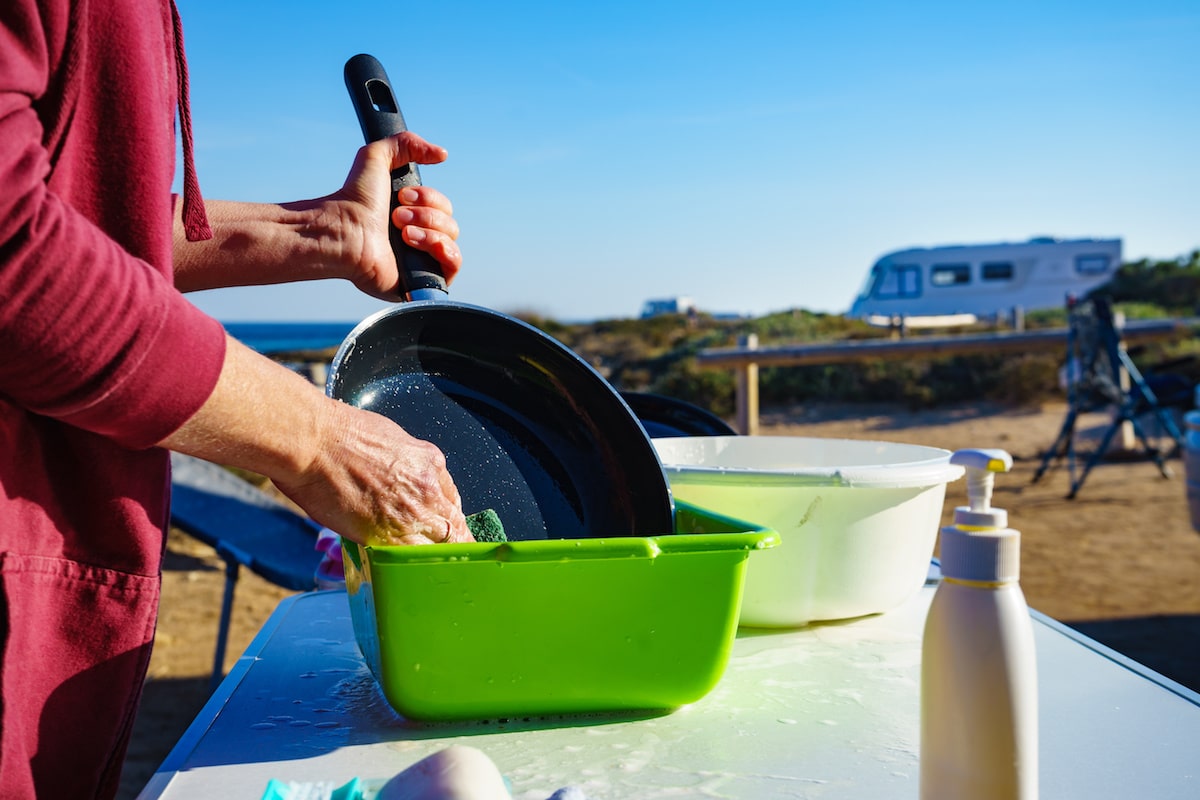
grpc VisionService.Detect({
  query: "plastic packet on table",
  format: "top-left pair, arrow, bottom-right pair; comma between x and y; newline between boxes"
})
261,777 -> 364,799
314,527 -> 345,590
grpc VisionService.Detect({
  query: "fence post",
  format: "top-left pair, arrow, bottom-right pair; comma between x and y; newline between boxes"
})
306,361 -> 328,388
1113,311 -> 1135,450
736,334 -> 760,436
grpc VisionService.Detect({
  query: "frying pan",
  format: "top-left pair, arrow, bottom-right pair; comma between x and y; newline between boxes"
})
329,54 -> 673,541
619,392 -> 737,439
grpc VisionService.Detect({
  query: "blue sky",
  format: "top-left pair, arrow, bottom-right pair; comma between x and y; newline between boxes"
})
177,0 -> 1200,323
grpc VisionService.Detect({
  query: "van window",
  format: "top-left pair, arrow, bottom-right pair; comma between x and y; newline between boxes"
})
1075,254 -> 1111,275
982,261 -> 1014,281
931,263 -> 970,286
874,264 -> 921,299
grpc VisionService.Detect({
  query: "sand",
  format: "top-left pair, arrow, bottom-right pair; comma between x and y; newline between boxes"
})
114,400 -> 1200,799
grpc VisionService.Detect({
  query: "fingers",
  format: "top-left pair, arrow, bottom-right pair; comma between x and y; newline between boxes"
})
402,228 -> 462,284
382,440 -> 467,539
393,187 -> 462,283
275,403 -> 471,548
393,188 -> 456,235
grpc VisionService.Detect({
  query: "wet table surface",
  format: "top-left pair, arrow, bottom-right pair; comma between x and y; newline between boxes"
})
137,584 -> 1200,799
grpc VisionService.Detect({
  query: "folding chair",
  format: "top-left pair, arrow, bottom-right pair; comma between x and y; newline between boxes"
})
168,453 -> 322,687
1032,296 -> 1184,498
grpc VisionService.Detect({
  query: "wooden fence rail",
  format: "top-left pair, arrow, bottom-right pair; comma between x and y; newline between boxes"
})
697,318 -> 1199,435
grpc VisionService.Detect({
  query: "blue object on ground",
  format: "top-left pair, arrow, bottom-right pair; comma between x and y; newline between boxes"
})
169,453 -> 323,688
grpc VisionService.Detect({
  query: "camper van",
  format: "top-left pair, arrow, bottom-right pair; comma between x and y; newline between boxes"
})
640,296 -> 697,318
847,237 -> 1122,326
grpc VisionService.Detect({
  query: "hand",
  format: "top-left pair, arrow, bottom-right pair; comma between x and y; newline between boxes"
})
271,399 -> 473,546
160,337 -> 473,547
172,131 -> 461,297
332,131 -> 462,300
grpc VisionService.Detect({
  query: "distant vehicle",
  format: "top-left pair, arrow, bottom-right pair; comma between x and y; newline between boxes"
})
847,237 -> 1122,327
640,296 -> 697,318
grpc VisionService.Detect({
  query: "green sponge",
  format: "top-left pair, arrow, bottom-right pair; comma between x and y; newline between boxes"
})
465,508 -> 507,543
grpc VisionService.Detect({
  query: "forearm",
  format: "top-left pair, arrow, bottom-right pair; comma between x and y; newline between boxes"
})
172,133 -> 460,299
158,334 -> 471,546
157,334 -> 324,479
172,198 -> 349,292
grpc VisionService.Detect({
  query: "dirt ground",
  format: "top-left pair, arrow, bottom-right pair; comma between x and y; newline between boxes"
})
115,400 -> 1200,799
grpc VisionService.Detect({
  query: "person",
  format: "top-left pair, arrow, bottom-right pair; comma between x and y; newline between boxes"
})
0,2 -> 473,796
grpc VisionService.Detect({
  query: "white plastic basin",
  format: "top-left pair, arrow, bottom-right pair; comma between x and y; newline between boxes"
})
653,436 -> 964,627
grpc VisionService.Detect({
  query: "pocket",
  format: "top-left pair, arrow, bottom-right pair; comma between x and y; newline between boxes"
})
0,553 -> 160,799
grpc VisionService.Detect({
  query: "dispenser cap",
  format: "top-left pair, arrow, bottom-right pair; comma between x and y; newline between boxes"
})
950,448 -> 1013,529
940,448 -> 1020,582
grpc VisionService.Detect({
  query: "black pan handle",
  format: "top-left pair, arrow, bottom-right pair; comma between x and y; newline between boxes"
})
344,53 -> 448,300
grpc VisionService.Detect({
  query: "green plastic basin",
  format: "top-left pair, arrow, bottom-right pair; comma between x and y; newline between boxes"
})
343,500 -> 779,721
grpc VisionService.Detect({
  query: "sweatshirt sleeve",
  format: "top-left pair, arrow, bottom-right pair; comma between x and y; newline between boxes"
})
0,8 -> 226,450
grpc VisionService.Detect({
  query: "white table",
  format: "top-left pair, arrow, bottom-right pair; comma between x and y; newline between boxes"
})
137,583 -> 1200,799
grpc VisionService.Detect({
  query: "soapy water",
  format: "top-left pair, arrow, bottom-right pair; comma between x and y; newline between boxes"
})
250,625 -> 918,799
303,674 -> 742,798
274,679 -> 848,799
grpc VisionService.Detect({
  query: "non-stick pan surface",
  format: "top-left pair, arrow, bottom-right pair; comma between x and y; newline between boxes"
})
332,55 -> 673,540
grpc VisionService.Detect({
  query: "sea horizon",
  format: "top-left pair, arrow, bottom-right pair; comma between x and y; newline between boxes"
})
223,320 -> 360,355
221,312 -> 620,355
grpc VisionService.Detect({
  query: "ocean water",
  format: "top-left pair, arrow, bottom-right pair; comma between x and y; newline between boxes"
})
223,321 -> 358,355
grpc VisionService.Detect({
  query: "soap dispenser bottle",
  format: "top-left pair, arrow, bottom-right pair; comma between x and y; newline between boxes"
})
920,448 -> 1038,800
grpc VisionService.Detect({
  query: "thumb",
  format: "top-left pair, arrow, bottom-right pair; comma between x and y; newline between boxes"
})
389,131 -> 449,167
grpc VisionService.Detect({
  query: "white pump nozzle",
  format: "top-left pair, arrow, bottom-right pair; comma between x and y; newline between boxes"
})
949,448 -> 1013,529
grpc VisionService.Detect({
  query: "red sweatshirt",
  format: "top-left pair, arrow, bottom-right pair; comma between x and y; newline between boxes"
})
0,1 -> 226,797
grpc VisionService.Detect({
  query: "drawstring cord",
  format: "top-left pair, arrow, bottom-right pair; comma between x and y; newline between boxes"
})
169,1 -> 212,242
